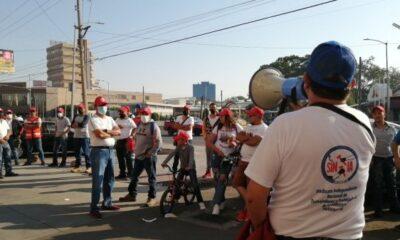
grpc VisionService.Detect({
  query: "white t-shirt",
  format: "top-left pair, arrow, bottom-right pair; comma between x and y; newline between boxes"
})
212,123 -> 243,156
88,115 -> 118,147
115,117 -> 136,140
245,105 -> 375,239
240,123 -> 268,162
176,115 -> 194,140
0,119 -> 10,139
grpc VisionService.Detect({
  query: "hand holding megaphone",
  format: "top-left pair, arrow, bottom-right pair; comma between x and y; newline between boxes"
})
249,67 -> 308,110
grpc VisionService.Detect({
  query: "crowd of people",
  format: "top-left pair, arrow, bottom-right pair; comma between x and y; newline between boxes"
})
1,41 -> 400,239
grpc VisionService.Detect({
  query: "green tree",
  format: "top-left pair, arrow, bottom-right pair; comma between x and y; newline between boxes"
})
260,55 -> 310,77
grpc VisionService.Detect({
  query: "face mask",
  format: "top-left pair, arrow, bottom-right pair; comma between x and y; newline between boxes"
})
57,113 -> 63,118
97,106 -> 108,115
119,113 -> 126,119
78,109 -> 83,115
183,110 -> 189,116
210,109 -> 216,114
141,115 -> 150,123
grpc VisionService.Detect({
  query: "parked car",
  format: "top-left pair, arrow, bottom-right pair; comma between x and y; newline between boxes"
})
163,116 -> 203,136
18,121 -> 75,158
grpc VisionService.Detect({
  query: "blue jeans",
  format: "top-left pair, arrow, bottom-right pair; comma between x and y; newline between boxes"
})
90,148 -> 115,212
0,142 -> 13,175
212,155 -> 233,205
74,138 -> 91,168
8,137 -> 20,164
26,138 -> 45,163
53,137 -> 68,164
128,156 -> 157,199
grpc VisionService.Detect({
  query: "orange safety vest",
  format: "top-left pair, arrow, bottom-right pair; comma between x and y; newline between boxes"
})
25,117 -> 42,139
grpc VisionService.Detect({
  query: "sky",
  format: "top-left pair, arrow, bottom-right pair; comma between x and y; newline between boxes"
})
0,0 -> 399,99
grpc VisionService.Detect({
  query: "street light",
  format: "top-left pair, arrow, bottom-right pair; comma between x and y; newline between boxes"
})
363,38 -> 390,118
394,23 -> 400,49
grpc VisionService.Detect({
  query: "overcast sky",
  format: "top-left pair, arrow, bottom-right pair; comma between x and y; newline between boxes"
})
0,0 -> 399,99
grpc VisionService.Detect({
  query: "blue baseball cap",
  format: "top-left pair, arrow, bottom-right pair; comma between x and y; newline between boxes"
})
306,41 -> 357,89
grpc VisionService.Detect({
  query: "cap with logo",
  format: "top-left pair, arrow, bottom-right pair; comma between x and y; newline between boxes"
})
307,41 -> 357,89
173,131 -> 190,142
247,106 -> 264,117
372,105 -> 385,113
94,96 -> 108,107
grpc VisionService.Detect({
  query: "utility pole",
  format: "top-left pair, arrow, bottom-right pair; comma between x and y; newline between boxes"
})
385,42 -> 390,120
220,90 -> 223,108
70,27 -> 77,119
142,86 -> 145,104
357,57 -> 362,109
27,74 -> 31,107
76,0 -> 88,113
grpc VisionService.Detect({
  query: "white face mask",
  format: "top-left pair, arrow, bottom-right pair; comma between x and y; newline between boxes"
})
141,115 -> 150,123
57,113 -> 63,118
97,106 -> 108,115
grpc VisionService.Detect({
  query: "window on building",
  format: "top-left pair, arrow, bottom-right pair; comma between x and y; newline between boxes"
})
145,96 -> 150,101
131,95 -> 136,100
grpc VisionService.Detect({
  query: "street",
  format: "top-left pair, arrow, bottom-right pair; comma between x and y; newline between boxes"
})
0,136 -> 399,240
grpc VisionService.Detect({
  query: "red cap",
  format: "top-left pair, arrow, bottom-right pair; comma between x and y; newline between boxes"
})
0,108 -> 3,112
141,107 -> 152,116
219,108 -> 233,117
76,103 -> 85,110
247,106 -> 264,117
29,107 -> 37,112
372,105 -> 385,113
57,107 -> 65,113
6,109 -> 13,114
183,105 -> 191,110
173,131 -> 190,142
94,96 -> 108,107
119,106 -> 129,113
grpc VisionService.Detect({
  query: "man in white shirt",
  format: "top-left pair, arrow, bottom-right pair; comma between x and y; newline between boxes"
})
49,108 -> 71,168
115,106 -> 137,179
0,108 -> 18,178
71,103 -> 91,174
173,105 -> 194,171
233,105 -> 268,222
245,41 -> 375,240
88,96 -> 121,219
202,102 -> 219,178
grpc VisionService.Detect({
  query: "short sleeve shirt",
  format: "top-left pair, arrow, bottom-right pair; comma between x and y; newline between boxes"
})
88,115 -> 118,147
372,122 -> 397,157
56,117 -> 71,138
176,115 -> 194,140
245,105 -> 375,239
240,123 -> 268,162
115,117 -> 137,140
212,123 -> 243,156
0,119 -> 10,139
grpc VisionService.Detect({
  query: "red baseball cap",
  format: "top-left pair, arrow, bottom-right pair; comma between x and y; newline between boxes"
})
29,107 -> 37,112
6,109 -> 13,114
57,107 -> 65,113
173,131 -> 190,142
119,106 -> 129,113
76,103 -> 85,110
141,107 -> 152,116
94,96 -> 108,107
372,105 -> 385,113
219,108 -> 233,117
0,108 -> 3,112
247,106 -> 264,117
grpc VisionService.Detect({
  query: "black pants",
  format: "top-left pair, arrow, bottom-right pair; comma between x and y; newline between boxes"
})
116,139 -> 133,177
370,156 -> 400,212
276,236 -> 359,240
172,139 -> 192,172
177,169 -> 203,203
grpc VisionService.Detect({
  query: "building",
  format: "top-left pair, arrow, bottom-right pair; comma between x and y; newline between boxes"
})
46,40 -> 97,89
193,81 -> 216,101
163,97 -> 196,106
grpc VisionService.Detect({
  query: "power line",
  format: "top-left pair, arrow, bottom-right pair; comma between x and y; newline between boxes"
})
33,0 -> 69,39
97,0 -> 338,61
0,0 -> 31,25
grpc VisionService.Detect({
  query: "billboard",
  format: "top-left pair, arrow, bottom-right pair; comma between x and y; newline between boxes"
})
0,49 -> 15,73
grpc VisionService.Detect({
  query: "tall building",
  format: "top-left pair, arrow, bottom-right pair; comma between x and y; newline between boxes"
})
193,81 -> 216,101
46,40 -> 97,89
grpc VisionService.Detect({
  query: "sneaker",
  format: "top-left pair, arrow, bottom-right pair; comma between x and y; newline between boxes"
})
101,205 -> 121,211
390,206 -> 400,214
40,161 -> 46,166
212,204 -> 220,215
146,198 -> 157,207
202,170 -> 212,179
220,201 -> 226,210
119,194 -> 136,202
85,168 -> 92,174
374,210 -> 384,218
48,163 -> 58,168
115,174 -> 127,180
23,162 -> 31,166
15,161 -> 19,166
0,175 -> 3,179
71,167 -> 81,173
236,209 -> 248,222
89,211 -> 102,219
5,172 -> 19,177
199,202 -> 206,210
59,162 -> 66,168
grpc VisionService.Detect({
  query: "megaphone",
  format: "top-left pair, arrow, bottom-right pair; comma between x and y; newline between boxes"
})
249,67 -> 308,110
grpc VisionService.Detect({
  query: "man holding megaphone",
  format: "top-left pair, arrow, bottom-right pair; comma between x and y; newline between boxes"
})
244,41 -> 375,240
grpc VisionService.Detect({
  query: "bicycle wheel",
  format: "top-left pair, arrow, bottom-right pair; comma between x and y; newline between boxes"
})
183,183 -> 196,205
160,188 -> 175,215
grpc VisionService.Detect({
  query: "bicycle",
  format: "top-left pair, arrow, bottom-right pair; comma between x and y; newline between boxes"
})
160,165 -> 196,215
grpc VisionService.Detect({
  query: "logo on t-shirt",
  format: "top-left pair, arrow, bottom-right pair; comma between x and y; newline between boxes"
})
321,146 -> 359,184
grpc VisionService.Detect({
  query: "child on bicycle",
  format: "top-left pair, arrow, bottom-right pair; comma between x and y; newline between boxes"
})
161,131 -> 206,210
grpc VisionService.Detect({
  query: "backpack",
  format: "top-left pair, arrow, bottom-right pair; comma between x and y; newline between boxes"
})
137,121 -> 156,136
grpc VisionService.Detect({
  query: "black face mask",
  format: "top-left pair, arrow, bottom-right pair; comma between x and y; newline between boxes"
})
183,110 -> 189,116
210,109 -> 216,114
78,109 -> 84,115
119,113 -> 126,118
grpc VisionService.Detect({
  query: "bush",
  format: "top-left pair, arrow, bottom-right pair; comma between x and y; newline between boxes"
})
151,112 -> 160,121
